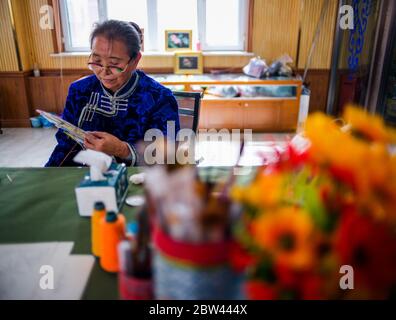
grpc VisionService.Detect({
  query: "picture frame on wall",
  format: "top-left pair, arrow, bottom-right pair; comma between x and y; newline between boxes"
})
165,30 -> 192,51
174,52 -> 203,75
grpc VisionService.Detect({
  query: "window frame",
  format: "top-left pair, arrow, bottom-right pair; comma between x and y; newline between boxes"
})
59,0 -> 250,53
59,0 -> 98,52
198,0 -> 248,51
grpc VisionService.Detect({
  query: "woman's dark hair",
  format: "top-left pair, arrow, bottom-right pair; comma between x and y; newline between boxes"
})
90,20 -> 142,59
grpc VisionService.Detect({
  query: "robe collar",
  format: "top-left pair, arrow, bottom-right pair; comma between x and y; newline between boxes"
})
100,71 -> 139,100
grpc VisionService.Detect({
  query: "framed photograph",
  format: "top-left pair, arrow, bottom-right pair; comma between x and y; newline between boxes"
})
174,52 -> 203,75
165,30 -> 192,51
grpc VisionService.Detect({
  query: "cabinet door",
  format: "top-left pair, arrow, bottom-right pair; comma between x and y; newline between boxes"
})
243,99 -> 298,132
199,99 -> 244,130
199,98 -> 299,131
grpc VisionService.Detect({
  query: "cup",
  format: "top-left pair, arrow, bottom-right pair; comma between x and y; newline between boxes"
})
153,227 -> 244,300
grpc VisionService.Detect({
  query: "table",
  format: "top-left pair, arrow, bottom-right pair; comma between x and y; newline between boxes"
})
0,167 -> 234,299
0,167 -> 143,300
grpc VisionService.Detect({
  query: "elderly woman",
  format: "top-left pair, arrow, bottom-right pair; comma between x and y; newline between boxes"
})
46,20 -> 180,167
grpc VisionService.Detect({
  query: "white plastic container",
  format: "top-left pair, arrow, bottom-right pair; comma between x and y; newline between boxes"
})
297,86 -> 311,133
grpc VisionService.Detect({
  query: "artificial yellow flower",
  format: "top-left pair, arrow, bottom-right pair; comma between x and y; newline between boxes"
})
305,113 -> 367,172
304,110 -> 396,198
251,206 -> 314,270
343,105 -> 396,144
232,171 -> 284,209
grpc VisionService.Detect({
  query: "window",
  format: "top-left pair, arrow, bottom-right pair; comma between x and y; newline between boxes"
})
59,0 -> 249,52
200,0 -> 246,50
61,0 -> 100,51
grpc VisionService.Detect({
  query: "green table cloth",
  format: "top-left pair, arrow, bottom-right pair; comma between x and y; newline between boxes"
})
0,167 -> 143,300
0,167 -> 238,300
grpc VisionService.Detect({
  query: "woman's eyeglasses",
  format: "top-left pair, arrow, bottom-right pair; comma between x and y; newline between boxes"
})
87,56 -> 132,75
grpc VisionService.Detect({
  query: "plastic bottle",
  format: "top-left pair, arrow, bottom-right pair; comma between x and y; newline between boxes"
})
91,201 -> 106,257
100,211 -> 126,272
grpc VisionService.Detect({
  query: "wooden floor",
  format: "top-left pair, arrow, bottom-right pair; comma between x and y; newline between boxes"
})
0,128 -> 292,167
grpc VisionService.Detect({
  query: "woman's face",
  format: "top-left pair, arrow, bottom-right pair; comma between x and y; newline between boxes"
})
90,35 -> 141,92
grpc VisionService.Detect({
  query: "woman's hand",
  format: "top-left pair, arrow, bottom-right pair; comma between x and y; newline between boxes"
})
84,131 -> 130,158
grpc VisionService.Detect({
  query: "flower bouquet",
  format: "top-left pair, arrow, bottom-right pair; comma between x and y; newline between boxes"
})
231,106 -> 396,299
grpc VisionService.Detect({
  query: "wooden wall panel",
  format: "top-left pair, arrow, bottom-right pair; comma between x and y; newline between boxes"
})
297,0 -> 338,69
299,69 -> 330,113
24,0 -> 58,70
0,72 -> 31,126
0,0 -> 19,72
27,75 -> 82,115
10,0 -> 35,71
252,0 -> 301,65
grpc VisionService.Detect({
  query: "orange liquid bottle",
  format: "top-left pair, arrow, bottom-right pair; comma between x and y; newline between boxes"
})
100,211 -> 126,273
91,202 -> 106,257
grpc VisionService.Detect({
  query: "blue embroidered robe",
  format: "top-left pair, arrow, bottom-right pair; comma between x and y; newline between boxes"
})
45,70 -> 180,167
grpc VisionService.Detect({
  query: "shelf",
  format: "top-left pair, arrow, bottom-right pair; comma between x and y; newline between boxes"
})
151,73 -> 302,86
203,94 -> 298,101
152,73 -> 303,133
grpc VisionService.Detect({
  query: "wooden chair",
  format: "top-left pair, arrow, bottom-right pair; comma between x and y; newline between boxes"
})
172,91 -> 202,133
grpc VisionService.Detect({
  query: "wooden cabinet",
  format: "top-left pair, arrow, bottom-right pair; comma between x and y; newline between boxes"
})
154,74 -> 302,133
200,97 -> 299,132
199,99 -> 245,129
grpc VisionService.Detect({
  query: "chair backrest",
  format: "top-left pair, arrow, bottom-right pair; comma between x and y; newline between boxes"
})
172,91 -> 202,133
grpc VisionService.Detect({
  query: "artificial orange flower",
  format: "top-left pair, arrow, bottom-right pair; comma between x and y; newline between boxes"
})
251,207 -> 314,270
304,108 -> 396,202
232,105 -> 396,299
304,112 -> 368,184
232,171 -> 284,209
